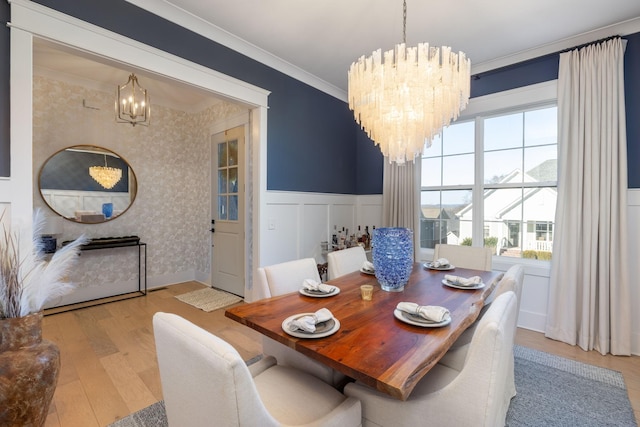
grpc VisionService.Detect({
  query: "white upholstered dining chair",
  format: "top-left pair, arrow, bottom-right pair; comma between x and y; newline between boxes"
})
153,312 -> 362,427
327,246 -> 368,279
438,264 -> 524,407
433,243 -> 493,271
344,291 -> 518,427
254,258 -> 347,387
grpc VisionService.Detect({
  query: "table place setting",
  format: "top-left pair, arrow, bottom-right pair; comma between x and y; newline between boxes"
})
394,302 -> 451,327
282,308 -> 340,338
360,260 -> 376,275
423,257 -> 455,271
298,279 -> 340,297
442,274 -> 485,290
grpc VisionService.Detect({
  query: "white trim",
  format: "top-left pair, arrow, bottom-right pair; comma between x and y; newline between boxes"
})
461,80 -> 558,119
125,0 -> 347,102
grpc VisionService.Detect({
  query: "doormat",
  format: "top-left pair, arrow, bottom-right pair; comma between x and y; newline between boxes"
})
174,287 -> 242,312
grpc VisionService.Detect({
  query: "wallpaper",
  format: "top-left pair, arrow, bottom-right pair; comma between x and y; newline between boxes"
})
33,75 -> 246,293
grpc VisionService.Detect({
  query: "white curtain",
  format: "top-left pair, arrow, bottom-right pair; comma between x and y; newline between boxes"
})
382,159 -> 419,230
545,38 -> 631,355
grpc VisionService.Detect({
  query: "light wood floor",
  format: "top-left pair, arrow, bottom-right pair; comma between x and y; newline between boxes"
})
41,281 -> 639,426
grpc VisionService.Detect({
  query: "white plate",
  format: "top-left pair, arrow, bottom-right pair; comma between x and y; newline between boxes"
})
299,287 -> 340,298
393,309 -> 452,328
441,279 -> 485,290
282,313 -> 341,338
423,262 -> 455,271
360,268 -> 376,275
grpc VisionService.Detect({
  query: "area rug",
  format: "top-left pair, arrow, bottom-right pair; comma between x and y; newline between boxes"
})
109,346 -> 637,427
174,287 -> 242,312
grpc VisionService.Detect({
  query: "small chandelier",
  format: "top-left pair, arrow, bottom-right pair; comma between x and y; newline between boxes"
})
89,155 -> 122,189
348,0 -> 471,164
116,73 -> 150,126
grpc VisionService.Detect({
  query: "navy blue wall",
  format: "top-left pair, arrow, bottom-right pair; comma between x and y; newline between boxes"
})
0,1 -> 637,189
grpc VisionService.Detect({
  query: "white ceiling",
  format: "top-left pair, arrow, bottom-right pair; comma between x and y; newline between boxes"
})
34,1 -> 640,108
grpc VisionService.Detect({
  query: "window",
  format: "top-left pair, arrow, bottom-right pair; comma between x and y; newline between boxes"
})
419,88 -> 557,261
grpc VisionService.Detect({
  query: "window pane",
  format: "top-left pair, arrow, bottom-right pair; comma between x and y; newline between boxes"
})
217,142 -> 227,167
218,170 -> 227,193
228,167 -> 238,193
423,133 -> 442,157
228,195 -> 238,221
228,139 -> 239,166
420,189 -> 472,248
525,106 -> 557,147
485,148 -> 522,184
218,196 -> 227,220
485,112 -> 523,151
524,145 -> 557,182
421,157 -> 442,187
521,187 -> 556,259
442,121 -> 474,155
442,154 -> 474,186
484,188 -> 522,257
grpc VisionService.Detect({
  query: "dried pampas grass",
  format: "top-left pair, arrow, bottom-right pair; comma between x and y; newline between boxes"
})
0,210 -> 87,318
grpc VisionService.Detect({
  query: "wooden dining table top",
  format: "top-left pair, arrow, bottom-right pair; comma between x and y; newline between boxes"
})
225,262 -> 503,400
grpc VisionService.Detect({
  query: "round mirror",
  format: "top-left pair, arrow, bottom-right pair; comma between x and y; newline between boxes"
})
38,145 -> 137,223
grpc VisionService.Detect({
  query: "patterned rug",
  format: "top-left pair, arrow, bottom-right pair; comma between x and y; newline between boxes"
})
109,346 -> 637,427
174,287 -> 242,312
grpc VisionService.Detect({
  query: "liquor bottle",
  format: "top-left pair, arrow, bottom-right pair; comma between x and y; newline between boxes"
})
332,225 -> 338,247
356,225 -> 362,243
364,226 -> 371,249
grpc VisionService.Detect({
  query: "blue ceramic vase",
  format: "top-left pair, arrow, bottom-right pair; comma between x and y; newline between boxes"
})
372,227 -> 414,292
102,202 -> 113,219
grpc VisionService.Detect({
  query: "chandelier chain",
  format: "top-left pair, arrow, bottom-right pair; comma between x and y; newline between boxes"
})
402,0 -> 407,44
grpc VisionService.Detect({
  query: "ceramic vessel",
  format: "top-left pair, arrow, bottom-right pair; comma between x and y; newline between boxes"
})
0,312 -> 60,427
372,227 -> 414,292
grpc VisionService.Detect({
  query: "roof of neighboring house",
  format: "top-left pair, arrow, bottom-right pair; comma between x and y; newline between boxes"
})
527,159 -> 557,182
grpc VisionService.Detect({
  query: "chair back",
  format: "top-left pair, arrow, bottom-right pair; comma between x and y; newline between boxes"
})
488,264 -> 524,325
462,291 -> 517,425
153,312 -> 276,427
255,258 -> 320,299
327,246 -> 368,279
433,244 -> 493,271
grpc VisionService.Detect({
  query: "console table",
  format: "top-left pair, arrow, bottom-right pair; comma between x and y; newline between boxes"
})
44,238 -> 147,315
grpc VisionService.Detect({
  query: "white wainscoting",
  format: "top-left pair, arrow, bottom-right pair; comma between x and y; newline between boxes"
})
259,191 -> 382,268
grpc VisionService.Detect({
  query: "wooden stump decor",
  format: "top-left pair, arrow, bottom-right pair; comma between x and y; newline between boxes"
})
0,312 -> 61,427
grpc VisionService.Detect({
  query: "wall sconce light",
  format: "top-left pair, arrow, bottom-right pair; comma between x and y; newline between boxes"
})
116,73 -> 150,126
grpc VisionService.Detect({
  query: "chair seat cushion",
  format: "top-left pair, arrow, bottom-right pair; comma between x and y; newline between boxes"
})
254,365 -> 348,425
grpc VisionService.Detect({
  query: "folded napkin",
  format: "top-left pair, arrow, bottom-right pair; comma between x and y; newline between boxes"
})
362,261 -> 375,272
302,279 -> 337,294
396,302 -> 450,323
430,258 -> 450,268
444,274 -> 482,287
286,308 -> 334,333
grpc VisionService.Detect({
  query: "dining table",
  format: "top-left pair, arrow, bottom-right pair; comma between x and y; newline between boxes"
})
225,262 -> 504,400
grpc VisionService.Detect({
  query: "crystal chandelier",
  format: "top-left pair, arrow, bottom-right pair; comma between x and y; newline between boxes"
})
116,73 -> 150,126
89,155 -> 122,189
348,0 -> 471,164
